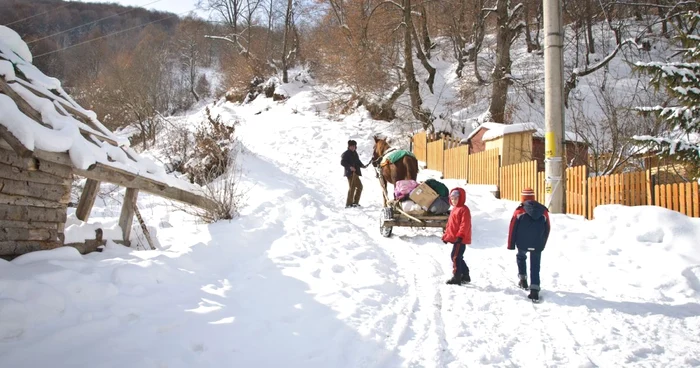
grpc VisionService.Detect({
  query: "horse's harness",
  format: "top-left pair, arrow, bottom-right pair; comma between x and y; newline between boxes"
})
371,147 -> 398,178
371,147 -> 398,167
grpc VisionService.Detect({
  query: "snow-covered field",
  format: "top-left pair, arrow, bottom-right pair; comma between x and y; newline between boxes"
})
1,80 -> 699,367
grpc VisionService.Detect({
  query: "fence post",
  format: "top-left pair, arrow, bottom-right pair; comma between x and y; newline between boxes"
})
583,166 -> 589,219
646,169 -> 653,206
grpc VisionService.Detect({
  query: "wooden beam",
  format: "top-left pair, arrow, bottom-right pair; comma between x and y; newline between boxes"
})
71,162 -> 216,210
0,240 -> 61,256
0,192 -> 66,209
0,178 -> 70,203
0,128 -> 32,158
119,188 -> 138,243
76,179 -> 100,221
0,161 -> 72,185
19,146 -> 213,210
0,228 -> 58,242
0,78 -> 51,128
0,220 -> 62,230
134,205 -> 155,250
0,203 -> 67,222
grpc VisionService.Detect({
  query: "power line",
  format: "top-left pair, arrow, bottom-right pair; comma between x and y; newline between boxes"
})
27,0 -> 165,45
33,11 -> 185,59
3,1 -> 72,27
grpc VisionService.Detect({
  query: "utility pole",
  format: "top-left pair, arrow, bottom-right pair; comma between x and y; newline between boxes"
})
543,0 -> 565,213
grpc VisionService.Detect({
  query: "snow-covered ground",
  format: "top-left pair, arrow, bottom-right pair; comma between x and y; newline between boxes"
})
1,80 -> 699,367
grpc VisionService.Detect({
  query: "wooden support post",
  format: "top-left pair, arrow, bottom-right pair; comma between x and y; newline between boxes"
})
119,188 -> 139,244
134,205 -> 155,250
76,179 -> 100,221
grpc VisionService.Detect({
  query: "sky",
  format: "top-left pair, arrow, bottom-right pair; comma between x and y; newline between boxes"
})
73,0 -> 206,18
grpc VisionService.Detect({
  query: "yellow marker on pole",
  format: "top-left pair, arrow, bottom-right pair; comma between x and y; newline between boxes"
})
545,131 -> 556,158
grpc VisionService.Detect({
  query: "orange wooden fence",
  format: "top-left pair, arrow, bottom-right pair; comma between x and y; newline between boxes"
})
587,170 -> 651,218
412,131 -> 427,162
443,145 -> 469,179
566,165 -> 588,217
500,161 -> 538,201
468,149 -> 500,185
427,139 -> 444,173
411,132 -> 700,219
655,181 -> 699,217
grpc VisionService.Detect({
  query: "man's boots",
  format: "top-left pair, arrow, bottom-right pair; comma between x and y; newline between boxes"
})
445,273 -> 462,285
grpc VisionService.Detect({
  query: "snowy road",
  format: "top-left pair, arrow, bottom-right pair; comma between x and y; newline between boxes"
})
1,88 -> 700,367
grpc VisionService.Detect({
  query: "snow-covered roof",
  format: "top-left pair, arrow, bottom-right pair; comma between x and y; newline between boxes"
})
481,123 -> 538,141
532,128 -> 586,144
0,26 -> 208,201
465,122 -> 510,140
466,122 -> 586,143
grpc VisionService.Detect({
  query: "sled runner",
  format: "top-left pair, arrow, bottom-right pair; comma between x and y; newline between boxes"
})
378,200 -> 448,237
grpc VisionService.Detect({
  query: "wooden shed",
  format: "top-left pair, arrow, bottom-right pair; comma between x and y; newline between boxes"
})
0,27 -> 214,258
466,122 -> 589,169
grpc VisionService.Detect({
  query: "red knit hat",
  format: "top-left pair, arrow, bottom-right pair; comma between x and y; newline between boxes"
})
521,187 -> 535,202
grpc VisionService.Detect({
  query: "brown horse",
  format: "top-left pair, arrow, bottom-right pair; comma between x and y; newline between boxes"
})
371,136 -> 419,206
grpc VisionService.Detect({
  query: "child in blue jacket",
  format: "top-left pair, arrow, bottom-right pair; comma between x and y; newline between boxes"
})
507,188 -> 550,301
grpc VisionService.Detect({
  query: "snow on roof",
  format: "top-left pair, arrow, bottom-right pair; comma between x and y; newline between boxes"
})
532,128 -> 586,144
466,121 -> 586,144
0,26 -> 203,194
481,122 -> 538,141
465,122 -> 509,140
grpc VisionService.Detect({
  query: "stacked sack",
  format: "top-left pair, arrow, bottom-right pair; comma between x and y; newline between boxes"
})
393,179 -> 451,215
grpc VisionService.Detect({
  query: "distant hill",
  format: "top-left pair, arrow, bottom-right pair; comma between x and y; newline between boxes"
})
0,0 -> 179,80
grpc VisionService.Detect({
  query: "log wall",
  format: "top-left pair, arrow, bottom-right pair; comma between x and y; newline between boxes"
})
0,146 -> 71,257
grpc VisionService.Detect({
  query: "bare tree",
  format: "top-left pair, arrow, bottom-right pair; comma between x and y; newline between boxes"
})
282,0 -> 294,83
176,18 -> 207,102
488,0 -> 525,123
199,0 -> 245,50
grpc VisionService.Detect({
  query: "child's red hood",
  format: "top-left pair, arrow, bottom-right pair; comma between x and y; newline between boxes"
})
450,187 -> 466,207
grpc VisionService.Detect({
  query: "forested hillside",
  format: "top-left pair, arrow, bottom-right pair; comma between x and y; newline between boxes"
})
1,0 -> 697,172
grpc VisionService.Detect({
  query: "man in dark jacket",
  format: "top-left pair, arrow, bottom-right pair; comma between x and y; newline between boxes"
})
507,187 -> 551,301
341,140 -> 367,208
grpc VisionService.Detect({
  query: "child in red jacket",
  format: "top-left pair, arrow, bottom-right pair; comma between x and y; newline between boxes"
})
442,187 -> 472,285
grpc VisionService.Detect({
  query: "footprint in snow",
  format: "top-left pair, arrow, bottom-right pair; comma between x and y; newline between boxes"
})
332,265 -> 345,273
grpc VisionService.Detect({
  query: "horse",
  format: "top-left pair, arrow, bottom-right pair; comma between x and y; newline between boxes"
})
371,136 -> 419,206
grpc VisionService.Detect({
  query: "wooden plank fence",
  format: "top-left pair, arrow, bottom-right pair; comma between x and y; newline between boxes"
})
500,161 -> 538,201
566,165 -> 587,217
412,131 -> 427,163
468,149 -> 500,185
411,132 -> 700,219
443,145 -> 469,179
427,139 -> 444,173
655,181 -> 699,217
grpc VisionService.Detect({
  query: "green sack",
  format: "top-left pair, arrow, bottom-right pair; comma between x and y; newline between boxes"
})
425,179 -> 449,198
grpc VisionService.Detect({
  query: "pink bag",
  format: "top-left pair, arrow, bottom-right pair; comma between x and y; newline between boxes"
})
394,180 -> 419,200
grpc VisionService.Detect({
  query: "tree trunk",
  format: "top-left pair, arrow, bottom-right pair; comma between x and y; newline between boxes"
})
452,0 -> 467,78
402,0 -> 431,129
419,4 -> 433,59
489,0 -> 511,124
282,0 -> 293,83
585,0 -> 595,54
524,0 -> 539,52
411,22 -> 436,93
468,0 -> 487,63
